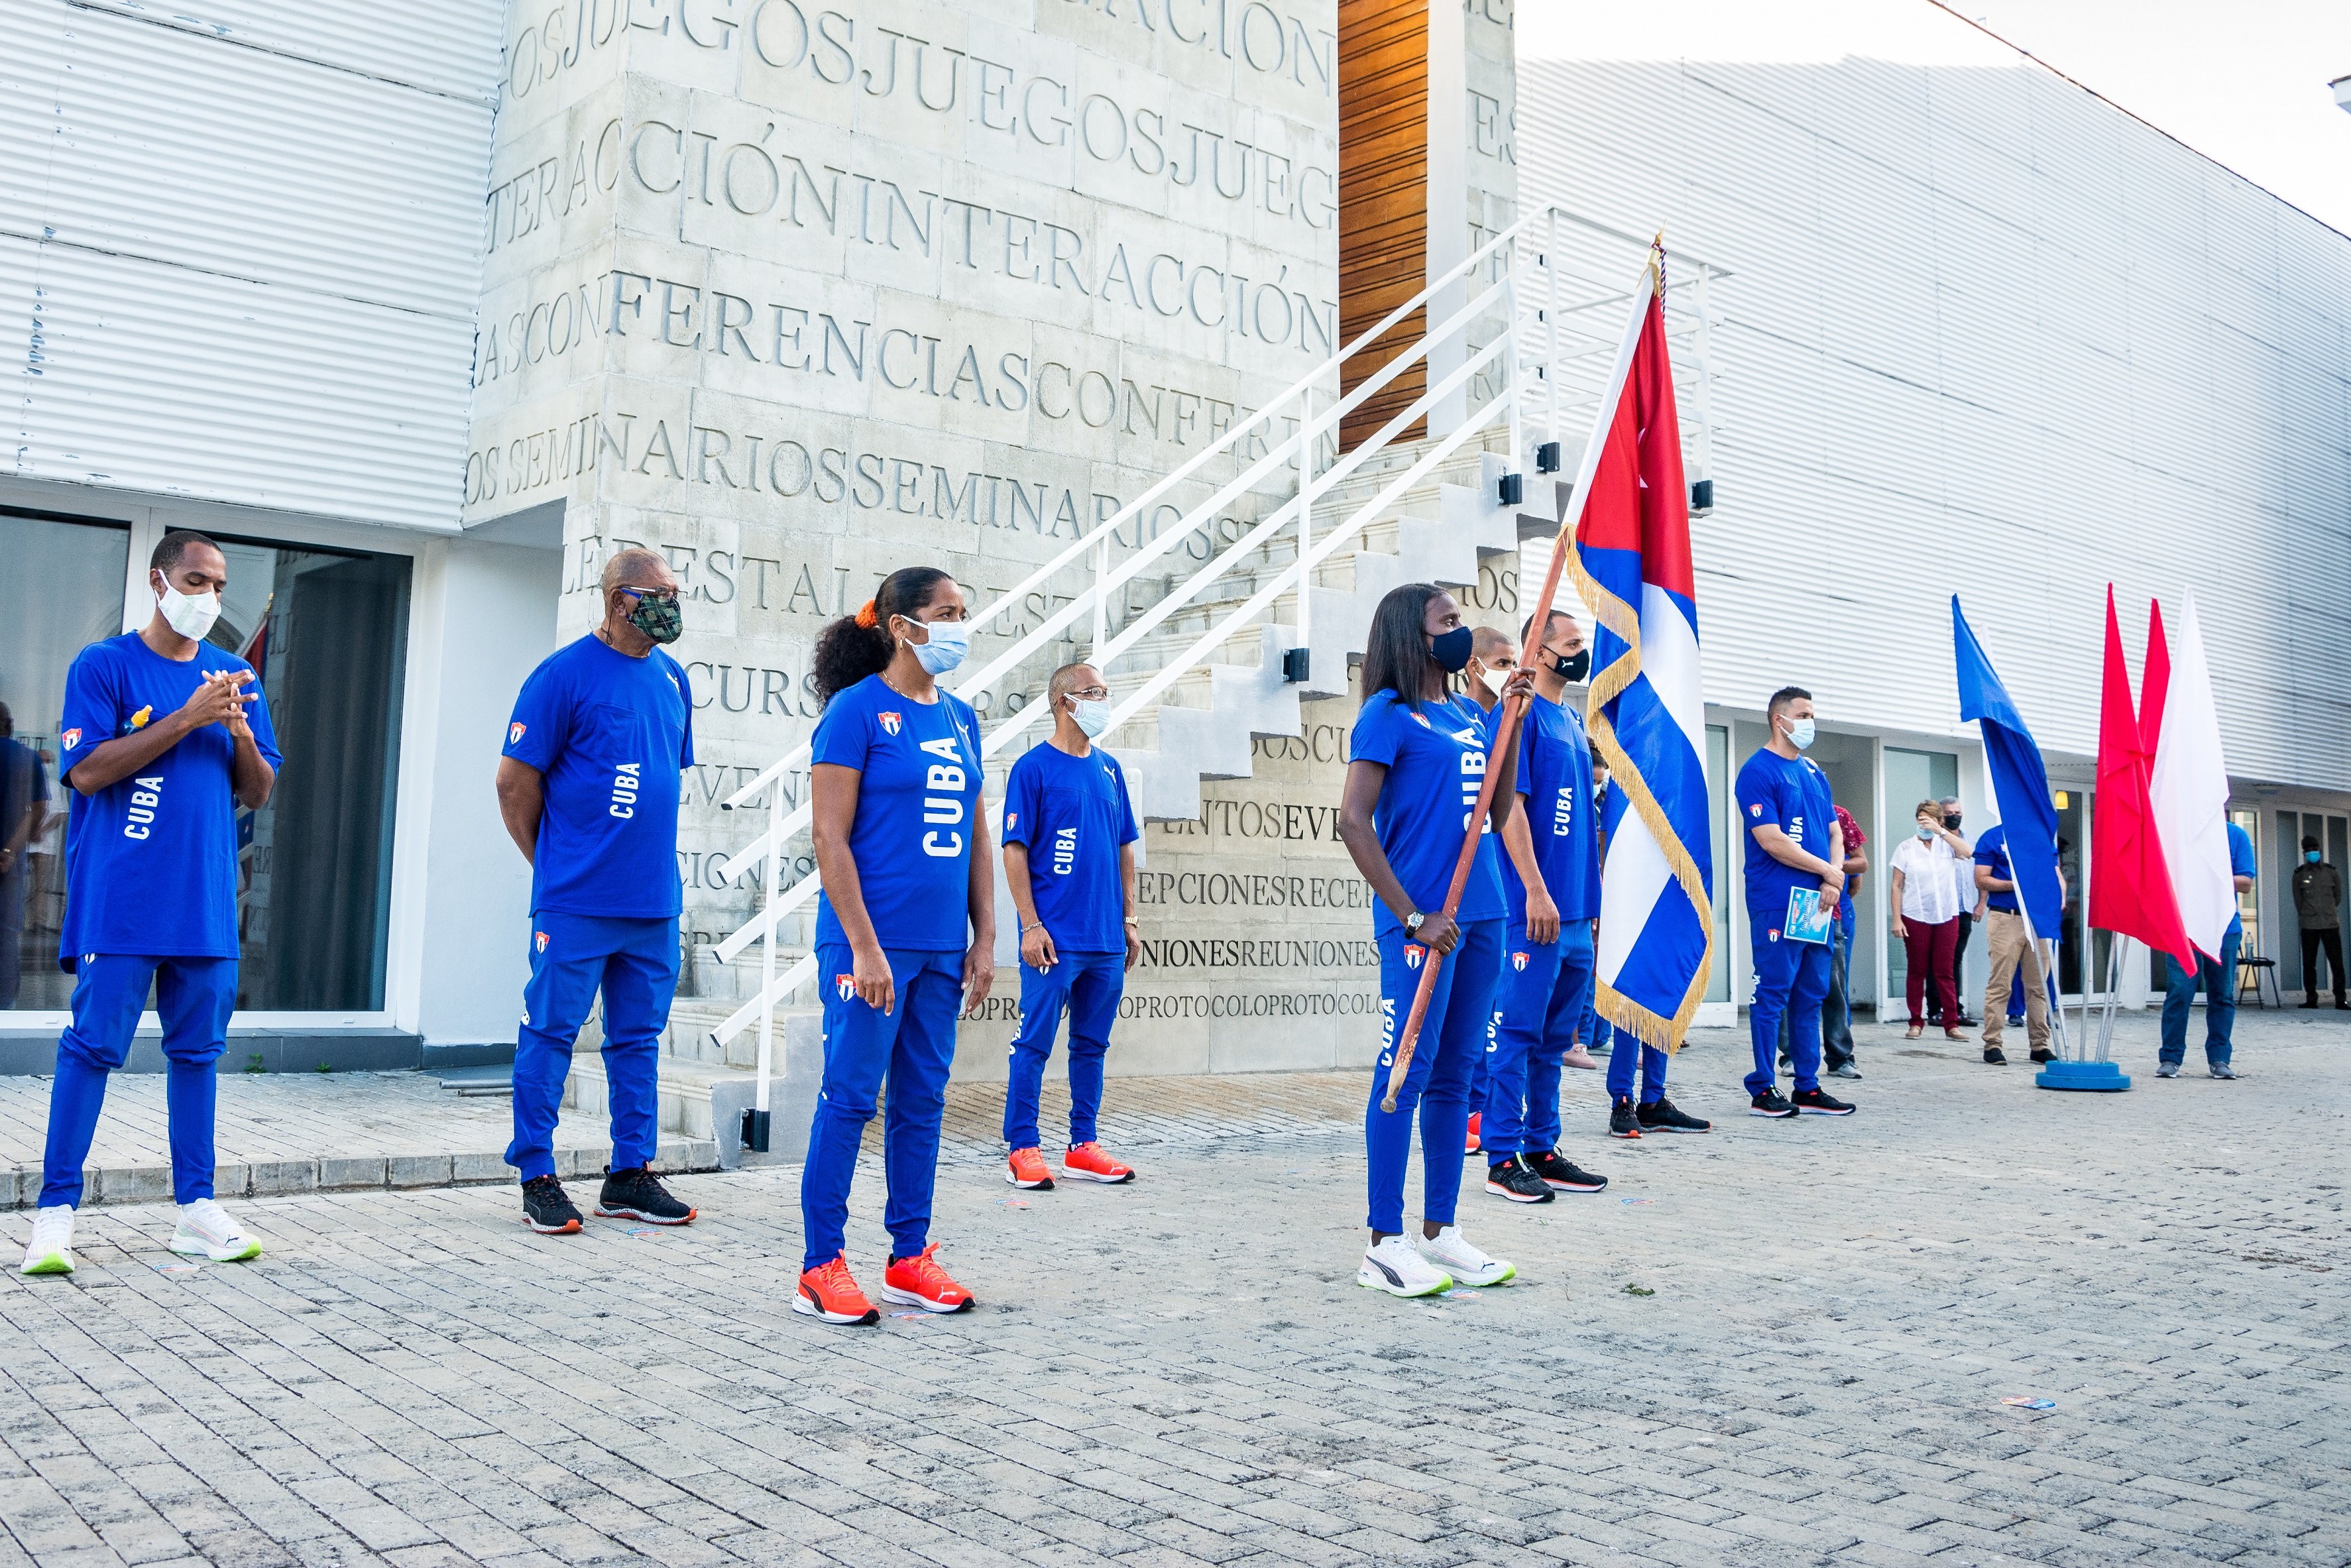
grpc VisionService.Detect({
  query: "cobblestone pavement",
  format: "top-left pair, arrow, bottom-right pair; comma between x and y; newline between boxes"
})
1,1008 -> 2346,1567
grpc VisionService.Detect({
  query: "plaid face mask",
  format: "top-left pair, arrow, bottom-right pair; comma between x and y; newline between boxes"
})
624,590 -> 683,644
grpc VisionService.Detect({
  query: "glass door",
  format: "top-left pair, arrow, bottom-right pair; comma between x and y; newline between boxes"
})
1,512 -> 134,1011
1705,724 -> 1731,1003
1882,747 -> 1959,1001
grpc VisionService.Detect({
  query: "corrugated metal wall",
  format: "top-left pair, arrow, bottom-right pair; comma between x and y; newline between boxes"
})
1517,44 -> 2351,794
0,0 -> 500,531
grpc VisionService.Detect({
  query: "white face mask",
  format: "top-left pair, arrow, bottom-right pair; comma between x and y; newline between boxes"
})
1478,665 -> 1509,697
904,617 -> 970,677
157,578 -> 221,642
1070,697 -> 1113,740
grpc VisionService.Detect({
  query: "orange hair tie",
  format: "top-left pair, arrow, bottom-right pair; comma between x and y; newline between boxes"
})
854,599 -> 879,629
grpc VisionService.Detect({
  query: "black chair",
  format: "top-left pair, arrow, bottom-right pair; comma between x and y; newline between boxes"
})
2237,948 -> 2281,1009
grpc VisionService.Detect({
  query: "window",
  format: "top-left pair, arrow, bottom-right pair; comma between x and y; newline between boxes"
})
1882,747 -> 1959,997
2228,807 -> 2260,962
2,512 -> 133,1011
1,519 -> 410,1014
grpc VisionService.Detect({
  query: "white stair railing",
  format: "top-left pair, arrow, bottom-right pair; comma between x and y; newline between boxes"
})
706,205 -> 1729,1140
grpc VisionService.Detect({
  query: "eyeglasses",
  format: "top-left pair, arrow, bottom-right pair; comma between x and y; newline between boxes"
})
1067,686 -> 1110,701
618,587 -> 678,604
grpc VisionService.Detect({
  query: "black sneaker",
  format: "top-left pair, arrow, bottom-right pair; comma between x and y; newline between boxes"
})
1792,1088 -> 1855,1115
1524,1148 -> 1607,1192
1750,1090 -> 1796,1118
1483,1156 -> 1556,1204
1635,1098 -> 1712,1135
2028,1047 -> 2056,1064
1608,1096 -> 1642,1139
1982,1046 -> 2008,1066
596,1166 -> 697,1225
522,1174 -> 583,1234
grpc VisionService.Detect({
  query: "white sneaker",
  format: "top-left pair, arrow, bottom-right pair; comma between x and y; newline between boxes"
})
170,1198 -> 260,1262
1416,1224 -> 1516,1287
20,1205 -> 75,1276
1357,1235 -> 1452,1298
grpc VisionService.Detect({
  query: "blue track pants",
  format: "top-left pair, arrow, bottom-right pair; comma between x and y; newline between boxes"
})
1366,919 -> 1501,1235
1003,950 -> 1123,1150
508,913 -> 677,1184
1747,923 -> 1829,1095
801,946 -> 962,1272
1483,920 -> 1591,1156
42,954 -> 237,1208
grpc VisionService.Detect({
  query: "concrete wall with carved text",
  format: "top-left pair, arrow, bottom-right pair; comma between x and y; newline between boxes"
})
459,0 -> 1348,1009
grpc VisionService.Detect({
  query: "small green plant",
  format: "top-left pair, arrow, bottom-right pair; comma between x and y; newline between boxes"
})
1623,1284 -> 1655,1297
315,1062 -> 332,1074
244,1054 -> 265,1074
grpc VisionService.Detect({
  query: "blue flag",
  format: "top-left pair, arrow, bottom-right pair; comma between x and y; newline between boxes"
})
1952,598 -> 2065,935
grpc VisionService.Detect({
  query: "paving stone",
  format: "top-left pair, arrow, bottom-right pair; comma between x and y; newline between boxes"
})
1,1011 -> 2348,1566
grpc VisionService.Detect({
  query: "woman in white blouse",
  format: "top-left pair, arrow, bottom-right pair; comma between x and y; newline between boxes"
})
1888,799 -> 1975,1041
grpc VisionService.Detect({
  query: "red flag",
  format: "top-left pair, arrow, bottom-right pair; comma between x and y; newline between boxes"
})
2091,587 -> 2191,966
2139,598 -> 2171,763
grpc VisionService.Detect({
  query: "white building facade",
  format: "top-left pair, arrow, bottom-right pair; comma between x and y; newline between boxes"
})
1,0 -> 2344,1078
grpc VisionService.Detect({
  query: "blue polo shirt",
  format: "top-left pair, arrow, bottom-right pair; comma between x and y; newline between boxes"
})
1504,693 -> 1600,926
1349,690 -> 1506,939
56,632 -> 284,964
811,673 -> 984,952
1002,740 -> 1139,954
1733,747 -> 1834,930
503,634 -> 695,920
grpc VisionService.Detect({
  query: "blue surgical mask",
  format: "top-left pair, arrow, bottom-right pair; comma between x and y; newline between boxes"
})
907,617 -> 970,676
1785,716 -> 1816,750
1917,827 -> 1934,840
1071,697 -> 1114,740
2309,850 -> 2324,864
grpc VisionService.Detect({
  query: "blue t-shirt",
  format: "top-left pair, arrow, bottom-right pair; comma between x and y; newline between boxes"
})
1504,693 -> 1601,926
502,635 -> 695,920
811,674 -> 984,952
1349,690 -> 1506,939
2225,821 -> 2256,940
1973,824 -> 2020,915
56,633 -> 284,964
1002,740 -> 1139,954
1734,747 -> 1834,928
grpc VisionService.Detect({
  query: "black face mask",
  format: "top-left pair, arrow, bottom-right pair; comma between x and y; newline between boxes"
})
624,590 -> 683,645
1553,648 -> 1591,683
1942,812 -> 1961,830
1429,625 -> 1474,674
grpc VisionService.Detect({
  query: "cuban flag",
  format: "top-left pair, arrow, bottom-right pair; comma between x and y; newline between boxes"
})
1565,253 -> 1714,1050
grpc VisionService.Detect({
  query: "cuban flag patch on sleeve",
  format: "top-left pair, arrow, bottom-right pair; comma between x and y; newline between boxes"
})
510,722 -> 527,746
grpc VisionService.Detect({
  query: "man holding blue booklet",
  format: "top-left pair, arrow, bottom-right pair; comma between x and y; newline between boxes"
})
1734,687 -> 1858,1119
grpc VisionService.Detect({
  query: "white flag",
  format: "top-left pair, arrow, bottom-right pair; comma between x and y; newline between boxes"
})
2146,596 -> 2235,959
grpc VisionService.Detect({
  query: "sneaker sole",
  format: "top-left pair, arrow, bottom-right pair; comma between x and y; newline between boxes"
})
524,1215 -> 582,1235
1636,1121 -> 1711,1135
1749,1107 -> 1796,1118
1058,1166 -> 1133,1184
170,1236 -> 261,1261
595,1204 -> 696,1224
20,1251 -> 72,1276
1437,1261 -> 1517,1288
879,1283 -> 975,1314
793,1291 -> 879,1326
1795,1104 -> 1856,1115
1540,1178 -> 1608,1193
1608,1125 -> 1642,1139
1005,1170 -> 1055,1191
1356,1264 -> 1452,1298
1482,1180 -> 1554,1204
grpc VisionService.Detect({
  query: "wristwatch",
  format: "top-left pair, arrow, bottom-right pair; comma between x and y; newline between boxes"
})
1404,910 -> 1426,936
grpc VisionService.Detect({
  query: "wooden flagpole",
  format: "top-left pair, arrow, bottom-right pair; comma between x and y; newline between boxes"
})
1379,240 -> 1664,1113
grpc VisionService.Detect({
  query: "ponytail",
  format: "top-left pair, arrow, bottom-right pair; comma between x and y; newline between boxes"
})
812,566 -> 954,706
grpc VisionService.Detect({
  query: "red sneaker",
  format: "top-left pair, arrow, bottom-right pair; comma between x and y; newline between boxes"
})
793,1253 -> 878,1325
1006,1147 -> 1055,1190
1464,1111 -> 1483,1155
882,1243 -> 975,1314
1061,1142 -> 1134,1184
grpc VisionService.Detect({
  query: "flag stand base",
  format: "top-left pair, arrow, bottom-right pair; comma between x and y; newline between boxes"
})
2036,1060 -> 2130,1092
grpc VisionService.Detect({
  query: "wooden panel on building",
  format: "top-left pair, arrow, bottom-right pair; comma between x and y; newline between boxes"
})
1339,0 -> 1428,450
